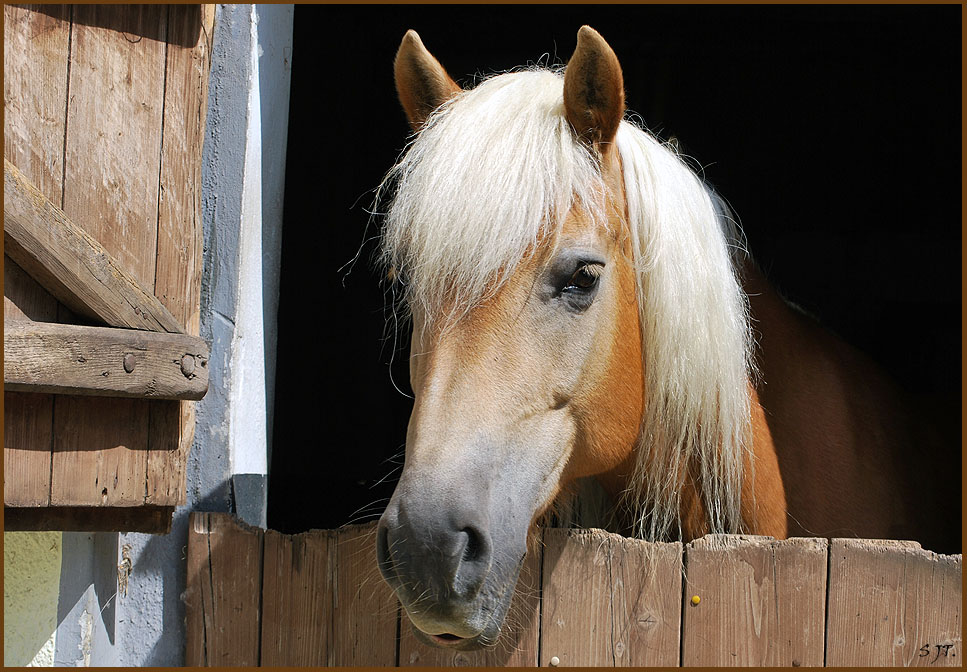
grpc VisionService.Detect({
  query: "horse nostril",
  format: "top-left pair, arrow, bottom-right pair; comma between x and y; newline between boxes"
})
376,521 -> 397,579
460,526 -> 485,564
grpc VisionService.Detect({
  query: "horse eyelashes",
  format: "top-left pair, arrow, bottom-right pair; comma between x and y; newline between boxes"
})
568,264 -> 602,290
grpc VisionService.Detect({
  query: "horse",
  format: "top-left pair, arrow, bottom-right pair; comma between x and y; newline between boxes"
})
374,26 -> 956,650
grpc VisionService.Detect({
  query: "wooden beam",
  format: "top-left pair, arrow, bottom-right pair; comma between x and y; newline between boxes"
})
4,506 -> 174,534
4,321 -> 209,400
3,158 -> 185,333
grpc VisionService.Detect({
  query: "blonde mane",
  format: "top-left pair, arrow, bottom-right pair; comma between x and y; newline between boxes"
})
379,69 -> 754,541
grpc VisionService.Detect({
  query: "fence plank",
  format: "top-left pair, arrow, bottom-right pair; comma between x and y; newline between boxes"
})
331,524 -> 399,666
181,521 -> 964,668
682,535 -> 827,667
825,539 -> 962,667
260,530 -> 332,666
185,513 -> 264,666
540,528 -> 683,667
399,536 -> 541,667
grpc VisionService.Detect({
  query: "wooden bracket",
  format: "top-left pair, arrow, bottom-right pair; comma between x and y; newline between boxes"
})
3,158 -> 186,333
4,321 -> 209,400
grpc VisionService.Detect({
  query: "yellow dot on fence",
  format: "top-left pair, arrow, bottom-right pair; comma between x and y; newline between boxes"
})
691,594 -> 701,606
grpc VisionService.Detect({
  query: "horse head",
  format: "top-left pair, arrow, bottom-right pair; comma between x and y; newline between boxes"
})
375,26 -> 754,649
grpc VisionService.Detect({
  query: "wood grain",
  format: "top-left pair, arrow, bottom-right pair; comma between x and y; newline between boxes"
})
185,512 -> 265,666
5,4 -> 212,516
4,321 -> 209,400
2,392 -> 53,506
4,158 -> 186,333
2,4 -> 70,203
147,2 -> 216,511
3,3 -> 70,508
48,4 -> 167,514
49,395 -> 149,506
540,527 -> 682,667
331,524 -> 399,666
3,261 -> 56,507
681,534 -> 827,667
260,529 -> 333,666
62,4 -> 167,289
826,538 -> 962,667
180,518 -> 965,668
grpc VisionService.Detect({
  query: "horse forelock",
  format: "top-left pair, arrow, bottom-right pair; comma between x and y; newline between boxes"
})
379,66 -> 754,542
379,69 -> 607,326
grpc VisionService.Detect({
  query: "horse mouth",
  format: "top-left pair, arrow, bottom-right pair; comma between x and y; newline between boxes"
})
415,627 -> 491,651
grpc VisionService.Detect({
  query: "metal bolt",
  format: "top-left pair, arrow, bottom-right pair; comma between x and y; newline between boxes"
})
691,594 -> 701,606
549,656 -> 560,667
181,354 -> 196,378
122,353 -> 136,373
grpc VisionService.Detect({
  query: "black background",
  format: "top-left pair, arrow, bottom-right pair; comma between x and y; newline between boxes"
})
268,5 -> 961,533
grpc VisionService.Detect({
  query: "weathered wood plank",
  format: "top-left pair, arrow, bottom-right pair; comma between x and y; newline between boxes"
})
3,3 -> 70,508
3,261 -> 57,508
147,3 -> 216,511
4,505 -> 173,534
49,395 -> 150,507
399,536 -> 542,667
331,523 -> 399,666
2,392 -> 53,507
4,321 -> 209,400
51,4 -> 169,513
154,4 -> 213,334
62,4 -> 167,290
185,513 -> 264,667
4,257 -> 59,323
825,539 -> 962,667
4,159 -> 186,334
260,529 -> 332,666
540,528 -> 683,667
2,4 -> 70,203
681,534 -> 827,667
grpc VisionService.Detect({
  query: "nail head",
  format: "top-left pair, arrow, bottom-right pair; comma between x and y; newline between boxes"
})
181,354 -> 196,377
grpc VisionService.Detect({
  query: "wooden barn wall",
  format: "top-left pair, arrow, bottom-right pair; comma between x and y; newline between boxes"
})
3,5 -> 214,515
185,514 -> 962,667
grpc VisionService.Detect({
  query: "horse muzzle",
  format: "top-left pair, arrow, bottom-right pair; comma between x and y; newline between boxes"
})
376,484 -> 525,649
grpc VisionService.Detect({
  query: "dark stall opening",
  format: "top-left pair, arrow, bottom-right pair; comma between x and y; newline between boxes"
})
268,5 -> 960,534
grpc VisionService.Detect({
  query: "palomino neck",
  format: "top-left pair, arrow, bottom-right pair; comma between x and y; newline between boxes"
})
594,261 -> 792,543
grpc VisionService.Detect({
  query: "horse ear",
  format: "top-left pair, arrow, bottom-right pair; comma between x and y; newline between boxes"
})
563,26 -> 625,148
394,30 -> 462,131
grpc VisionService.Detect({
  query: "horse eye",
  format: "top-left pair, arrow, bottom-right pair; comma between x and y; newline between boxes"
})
567,264 -> 600,291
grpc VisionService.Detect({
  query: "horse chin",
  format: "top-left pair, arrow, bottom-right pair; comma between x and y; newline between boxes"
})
401,554 -> 521,651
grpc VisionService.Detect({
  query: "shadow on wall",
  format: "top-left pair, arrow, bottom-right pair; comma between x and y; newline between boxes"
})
116,484 -> 234,667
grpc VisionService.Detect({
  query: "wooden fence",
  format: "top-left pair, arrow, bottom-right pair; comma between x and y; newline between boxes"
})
184,513 -> 961,667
